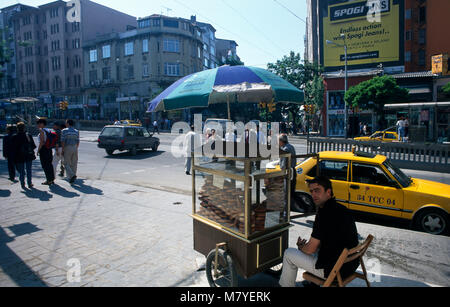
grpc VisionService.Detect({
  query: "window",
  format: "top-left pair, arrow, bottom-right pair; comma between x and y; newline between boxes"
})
163,39 -> 180,52
102,67 -> 111,80
405,51 -> 411,62
419,29 -> 426,44
89,49 -> 98,62
198,46 -> 202,58
164,63 -> 180,76
89,70 -> 98,83
352,163 -> 391,186
143,64 -> 149,77
125,42 -> 134,56
418,49 -> 426,66
405,30 -> 412,41
142,39 -> 149,53
384,133 -> 396,140
126,65 -> 134,79
138,19 -> 150,28
163,19 -> 179,28
405,9 -> 411,19
319,160 -> 348,181
72,39 -> 80,49
152,19 -> 161,27
419,6 -> 426,23
102,45 -> 111,58
50,8 -> 59,18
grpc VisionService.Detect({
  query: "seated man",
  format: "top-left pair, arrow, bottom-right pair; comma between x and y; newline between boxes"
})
279,176 -> 360,287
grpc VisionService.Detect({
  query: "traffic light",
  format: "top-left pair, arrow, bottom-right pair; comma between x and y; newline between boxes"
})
304,104 -> 309,114
268,103 -> 276,113
59,101 -> 69,110
310,104 -> 315,115
259,102 -> 267,109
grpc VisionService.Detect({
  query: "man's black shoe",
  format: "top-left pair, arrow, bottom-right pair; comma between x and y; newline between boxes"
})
186,172 -> 190,175
69,176 -> 77,184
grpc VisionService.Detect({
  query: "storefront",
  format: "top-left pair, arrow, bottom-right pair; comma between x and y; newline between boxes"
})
323,71 -> 379,138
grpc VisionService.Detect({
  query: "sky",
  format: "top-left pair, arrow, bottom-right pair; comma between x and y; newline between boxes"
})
1,0 -> 308,68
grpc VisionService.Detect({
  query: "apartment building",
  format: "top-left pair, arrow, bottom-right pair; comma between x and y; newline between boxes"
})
82,14 -> 204,120
10,0 -> 136,117
0,4 -> 34,99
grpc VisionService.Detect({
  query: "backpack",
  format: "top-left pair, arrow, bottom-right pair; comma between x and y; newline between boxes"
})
44,129 -> 58,149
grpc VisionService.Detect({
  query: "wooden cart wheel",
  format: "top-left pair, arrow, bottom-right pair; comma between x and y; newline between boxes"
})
205,249 -> 238,287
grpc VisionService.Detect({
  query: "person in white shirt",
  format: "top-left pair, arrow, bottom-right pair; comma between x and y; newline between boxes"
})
396,117 -> 406,142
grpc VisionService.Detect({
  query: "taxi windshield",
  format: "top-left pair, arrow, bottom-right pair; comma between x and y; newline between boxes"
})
383,160 -> 412,188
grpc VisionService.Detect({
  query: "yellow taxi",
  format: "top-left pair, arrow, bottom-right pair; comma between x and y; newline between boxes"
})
354,130 -> 398,142
119,120 -> 142,127
267,150 -> 450,235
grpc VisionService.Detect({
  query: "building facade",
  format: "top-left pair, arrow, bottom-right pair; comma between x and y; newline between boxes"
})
9,0 -> 136,118
216,39 -> 241,65
83,14 -> 205,121
0,4 -> 34,100
306,0 -> 450,141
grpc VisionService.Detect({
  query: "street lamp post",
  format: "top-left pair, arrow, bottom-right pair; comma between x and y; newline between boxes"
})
327,34 -> 348,138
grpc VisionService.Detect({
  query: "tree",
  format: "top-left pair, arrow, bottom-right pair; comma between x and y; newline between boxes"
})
267,51 -> 323,134
0,28 -> 12,80
345,75 -> 409,128
442,82 -> 450,97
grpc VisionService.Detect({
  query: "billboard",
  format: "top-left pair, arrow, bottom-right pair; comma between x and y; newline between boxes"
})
320,0 -> 404,71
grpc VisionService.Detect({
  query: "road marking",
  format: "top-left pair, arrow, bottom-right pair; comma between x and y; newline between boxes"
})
133,170 -> 146,173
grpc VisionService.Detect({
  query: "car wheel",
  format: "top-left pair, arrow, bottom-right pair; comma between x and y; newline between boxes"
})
105,149 -> 114,156
130,146 -> 137,156
151,144 -> 158,152
292,192 -> 316,214
414,208 -> 448,235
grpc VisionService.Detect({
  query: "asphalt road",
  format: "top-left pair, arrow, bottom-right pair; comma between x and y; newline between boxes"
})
78,131 -> 450,192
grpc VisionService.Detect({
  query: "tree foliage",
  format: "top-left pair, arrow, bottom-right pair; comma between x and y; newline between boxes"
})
267,51 -> 323,133
442,82 -> 450,97
345,75 -> 409,126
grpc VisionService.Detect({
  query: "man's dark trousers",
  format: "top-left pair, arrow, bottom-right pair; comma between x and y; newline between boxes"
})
39,147 -> 55,182
7,157 -> 16,180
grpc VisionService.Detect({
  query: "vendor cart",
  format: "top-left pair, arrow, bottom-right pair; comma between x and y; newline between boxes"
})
191,149 -> 295,287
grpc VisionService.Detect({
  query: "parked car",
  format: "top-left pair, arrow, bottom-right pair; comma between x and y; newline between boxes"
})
354,127 -> 399,142
267,150 -> 450,235
97,125 -> 160,156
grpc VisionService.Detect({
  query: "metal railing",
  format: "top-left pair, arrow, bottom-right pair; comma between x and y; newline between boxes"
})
307,138 -> 450,173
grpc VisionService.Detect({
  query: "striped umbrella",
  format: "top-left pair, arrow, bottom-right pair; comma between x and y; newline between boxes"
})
147,65 -> 304,117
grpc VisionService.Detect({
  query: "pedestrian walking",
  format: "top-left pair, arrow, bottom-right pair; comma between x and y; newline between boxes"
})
61,119 -> 80,184
396,117 -> 406,142
153,120 -> 159,134
52,122 -> 65,178
37,118 -> 55,185
12,122 -> 36,189
3,125 -> 17,182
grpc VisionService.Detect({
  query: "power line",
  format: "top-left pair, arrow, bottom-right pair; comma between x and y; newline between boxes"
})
171,0 -> 279,59
273,0 -> 307,25
219,0 -> 287,55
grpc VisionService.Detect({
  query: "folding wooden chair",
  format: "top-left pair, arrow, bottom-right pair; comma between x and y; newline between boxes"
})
303,234 -> 374,287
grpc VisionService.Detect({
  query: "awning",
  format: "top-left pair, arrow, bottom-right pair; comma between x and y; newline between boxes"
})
1,97 -> 39,104
384,101 -> 450,109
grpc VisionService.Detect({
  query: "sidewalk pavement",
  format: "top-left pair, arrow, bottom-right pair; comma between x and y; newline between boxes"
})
0,165 -> 449,287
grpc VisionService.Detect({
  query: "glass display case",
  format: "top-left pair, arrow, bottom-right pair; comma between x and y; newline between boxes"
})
191,153 -> 293,279
192,155 -> 291,239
